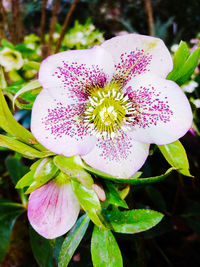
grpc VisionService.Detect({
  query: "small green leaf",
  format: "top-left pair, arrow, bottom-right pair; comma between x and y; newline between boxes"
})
23,61 -> 40,70
16,159 -> 43,189
91,226 -> 123,267
25,158 -> 59,194
16,169 -> 35,189
29,227 -> 56,267
176,48 -> 200,85
1,39 -> 15,49
104,181 -> 128,209
167,41 -> 190,81
103,207 -> 164,234
158,140 -> 192,177
58,214 -> 90,267
0,200 -> 25,262
54,155 -> 94,189
71,180 -> 106,229
12,80 -> 41,108
167,41 -> 200,85
0,134 -> 54,159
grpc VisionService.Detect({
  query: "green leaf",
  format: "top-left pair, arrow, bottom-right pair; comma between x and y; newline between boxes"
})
176,48 -> 200,85
104,181 -> 128,209
0,66 -> 7,89
16,159 -> 43,189
158,140 -> 192,177
25,158 -> 59,194
16,169 -> 35,189
5,156 -> 29,205
5,156 -> 29,185
0,200 -> 25,262
91,226 -> 123,267
0,89 -> 46,151
54,155 -> 94,189
0,134 -> 54,159
23,61 -> 40,70
71,180 -> 106,229
103,207 -> 164,234
58,214 -> 90,267
29,227 -> 56,267
167,41 -> 190,81
12,79 -> 41,108
167,41 -> 200,85
1,39 -> 15,49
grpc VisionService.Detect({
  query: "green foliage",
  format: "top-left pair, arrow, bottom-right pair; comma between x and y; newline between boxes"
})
103,207 -> 164,234
103,181 -> 128,209
58,214 -> 90,267
54,155 -> 94,189
71,180 -> 106,229
167,41 -> 200,85
0,200 -> 25,262
25,158 -> 59,194
29,227 -> 56,267
91,226 -> 123,267
158,140 -> 192,176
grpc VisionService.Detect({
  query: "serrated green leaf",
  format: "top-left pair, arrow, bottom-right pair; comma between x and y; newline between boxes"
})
104,181 -> 128,209
29,227 -> 56,267
71,180 -> 106,229
58,214 -> 90,267
167,41 -> 190,81
25,158 -> 59,194
0,134 -> 54,159
12,79 -> 41,108
0,199 -> 25,262
158,140 -> 192,177
103,207 -> 164,234
54,155 -> 93,189
91,226 -> 123,267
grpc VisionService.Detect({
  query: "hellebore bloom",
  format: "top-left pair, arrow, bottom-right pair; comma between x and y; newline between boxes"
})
28,178 -> 80,239
0,47 -> 24,71
31,34 -> 192,178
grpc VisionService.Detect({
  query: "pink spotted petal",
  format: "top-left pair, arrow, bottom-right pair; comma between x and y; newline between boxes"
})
31,89 -> 97,156
101,34 -> 173,85
124,73 -> 193,145
39,46 -> 114,102
28,180 -> 80,239
82,134 -> 149,178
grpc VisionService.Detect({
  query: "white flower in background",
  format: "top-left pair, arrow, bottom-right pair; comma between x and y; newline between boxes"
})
181,80 -> 198,93
0,47 -> 24,71
193,99 -> 200,108
170,44 -> 179,53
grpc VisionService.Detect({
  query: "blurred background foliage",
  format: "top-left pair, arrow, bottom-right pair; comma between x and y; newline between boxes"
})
0,0 -> 200,266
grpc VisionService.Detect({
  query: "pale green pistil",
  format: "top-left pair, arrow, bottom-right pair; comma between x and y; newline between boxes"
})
84,87 -> 136,139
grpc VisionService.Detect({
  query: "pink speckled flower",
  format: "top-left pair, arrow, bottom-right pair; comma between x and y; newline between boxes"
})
28,179 -> 80,239
31,34 -> 192,178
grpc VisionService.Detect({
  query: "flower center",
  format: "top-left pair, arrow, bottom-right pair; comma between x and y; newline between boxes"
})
84,85 -> 136,139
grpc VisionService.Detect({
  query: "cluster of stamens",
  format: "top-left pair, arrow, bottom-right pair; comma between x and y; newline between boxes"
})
84,85 -> 137,139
